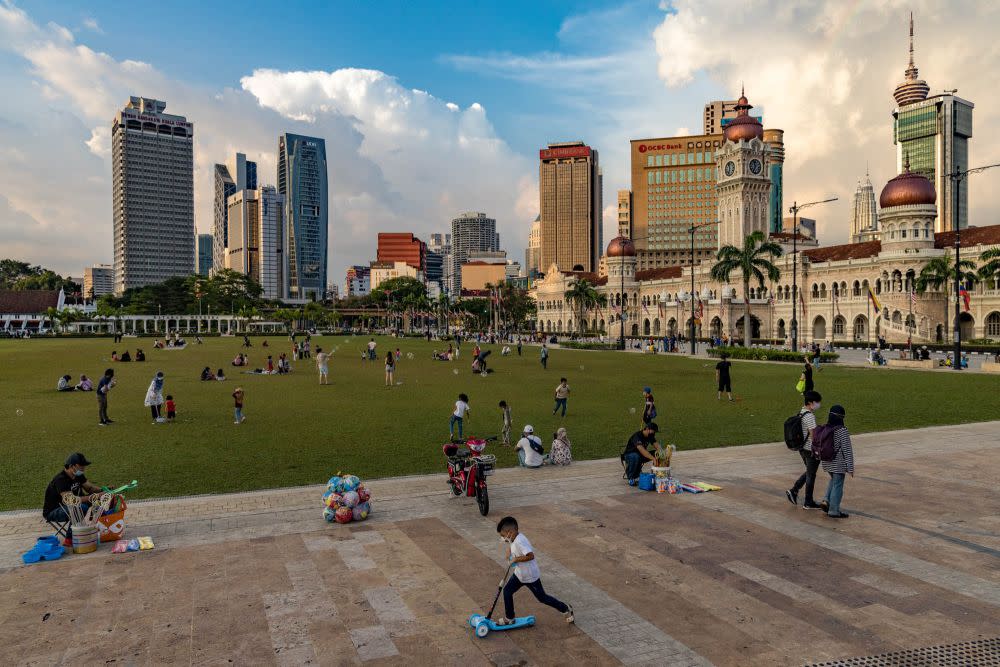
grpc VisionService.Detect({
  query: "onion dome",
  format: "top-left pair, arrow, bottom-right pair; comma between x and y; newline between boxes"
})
880,157 -> 936,208
723,88 -> 763,143
606,236 -> 636,257
893,13 -> 929,106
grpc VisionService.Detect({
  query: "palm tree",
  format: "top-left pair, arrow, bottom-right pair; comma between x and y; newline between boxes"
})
916,253 -> 977,337
977,247 -> 1000,287
564,279 -> 600,334
710,231 -> 783,347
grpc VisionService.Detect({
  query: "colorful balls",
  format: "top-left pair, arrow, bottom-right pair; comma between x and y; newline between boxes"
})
357,485 -> 370,503
341,491 -> 359,508
324,492 -> 343,508
340,475 -> 360,492
334,506 -> 354,523
323,507 -> 337,522
353,501 -> 370,521
326,475 -> 343,492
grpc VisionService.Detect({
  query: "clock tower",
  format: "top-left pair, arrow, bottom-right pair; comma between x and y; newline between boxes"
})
715,90 -> 772,250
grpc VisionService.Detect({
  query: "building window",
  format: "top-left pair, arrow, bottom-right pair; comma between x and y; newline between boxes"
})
647,156 -> 654,167
679,154 -> 686,166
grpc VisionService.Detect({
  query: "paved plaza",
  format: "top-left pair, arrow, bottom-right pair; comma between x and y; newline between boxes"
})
2,421 -> 999,665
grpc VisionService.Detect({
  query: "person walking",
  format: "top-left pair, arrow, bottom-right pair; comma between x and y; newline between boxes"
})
786,390 -> 823,509
367,338 -> 377,361
516,337 -> 522,356
641,387 -> 657,425
800,357 -> 815,394
232,387 -> 245,424
818,405 -> 854,519
450,393 -> 470,440
384,350 -> 395,387
540,344 -> 549,370
96,368 -> 115,425
144,371 -> 166,423
716,352 -> 734,401
499,400 -> 512,446
315,347 -> 330,385
552,378 -> 570,417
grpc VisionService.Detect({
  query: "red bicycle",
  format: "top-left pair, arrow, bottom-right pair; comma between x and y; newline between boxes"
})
443,436 -> 497,516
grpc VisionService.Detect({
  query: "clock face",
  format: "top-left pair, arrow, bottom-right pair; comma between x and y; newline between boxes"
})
724,161 -> 735,177
749,158 -> 763,175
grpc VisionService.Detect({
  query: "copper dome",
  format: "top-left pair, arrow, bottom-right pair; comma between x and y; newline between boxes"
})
606,236 -> 636,257
879,162 -> 936,209
723,92 -> 763,143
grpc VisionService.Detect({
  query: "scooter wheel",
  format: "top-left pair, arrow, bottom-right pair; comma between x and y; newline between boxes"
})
475,622 -> 490,638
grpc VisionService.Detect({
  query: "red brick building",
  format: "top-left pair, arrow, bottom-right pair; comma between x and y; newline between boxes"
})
377,233 -> 426,272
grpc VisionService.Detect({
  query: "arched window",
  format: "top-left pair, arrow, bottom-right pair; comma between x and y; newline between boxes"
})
833,315 -> 846,336
986,312 -> 1000,338
853,280 -> 861,296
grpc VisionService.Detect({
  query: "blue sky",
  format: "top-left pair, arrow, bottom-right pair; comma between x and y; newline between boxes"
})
2,0 -> 998,282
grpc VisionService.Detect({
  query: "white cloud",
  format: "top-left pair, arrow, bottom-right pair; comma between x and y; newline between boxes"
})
0,5 -> 534,281
82,17 -> 102,34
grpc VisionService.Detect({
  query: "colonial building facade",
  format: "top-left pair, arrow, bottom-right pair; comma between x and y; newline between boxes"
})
532,92 -> 1000,344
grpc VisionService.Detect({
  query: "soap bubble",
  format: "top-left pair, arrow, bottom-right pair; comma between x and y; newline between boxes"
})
407,353 -> 414,360
579,365 -> 585,371
16,409 -> 24,417
481,371 -> 488,377
453,369 -> 459,375
629,407 -> 636,414
396,381 -> 403,385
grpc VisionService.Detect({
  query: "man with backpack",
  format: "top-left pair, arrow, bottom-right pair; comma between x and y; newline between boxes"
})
785,390 -> 823,509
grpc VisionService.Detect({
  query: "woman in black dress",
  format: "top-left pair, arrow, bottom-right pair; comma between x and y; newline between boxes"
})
801,357 -> 815,393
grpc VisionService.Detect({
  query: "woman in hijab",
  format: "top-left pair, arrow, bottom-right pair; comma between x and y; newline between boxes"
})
549,427 -> 573,466
820,404 -> 854,519
144,371 -> 165,423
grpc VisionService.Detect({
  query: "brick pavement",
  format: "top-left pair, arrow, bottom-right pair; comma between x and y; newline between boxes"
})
2,421 -> 999,665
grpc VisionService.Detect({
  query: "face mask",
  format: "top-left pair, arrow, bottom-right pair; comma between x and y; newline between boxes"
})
499,536 -> 510,543
74,469 -> 85,477
814,403 -> 821,411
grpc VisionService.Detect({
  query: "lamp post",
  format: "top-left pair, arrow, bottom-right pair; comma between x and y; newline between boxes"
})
688,221 -> 721,355
947,162 -> 1000,370
617,235 -> 649,350
788,197 -> 838,352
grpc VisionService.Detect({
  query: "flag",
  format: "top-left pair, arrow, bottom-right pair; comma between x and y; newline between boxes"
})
697,299 -> 704,321
799,289 -> 807,321
910,289 -> 917,309
642,302 -> 651,316
959,285 -> 971,312
867,286 -> 883,313
767,294 -> 775,306
832,289 -> 840,316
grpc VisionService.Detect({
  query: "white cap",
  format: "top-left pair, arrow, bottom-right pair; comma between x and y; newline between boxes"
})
523,425 -> 534,434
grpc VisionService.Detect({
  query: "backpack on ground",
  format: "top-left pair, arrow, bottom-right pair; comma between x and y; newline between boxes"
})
783,413 -> 805,450
812,425 -> 838,462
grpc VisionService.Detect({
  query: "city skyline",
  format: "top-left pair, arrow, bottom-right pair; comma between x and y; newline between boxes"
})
2,2 -> 999,284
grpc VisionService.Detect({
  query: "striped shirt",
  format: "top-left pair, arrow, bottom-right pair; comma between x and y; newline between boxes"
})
800,408 -> 817,452
821,427 -> 855,474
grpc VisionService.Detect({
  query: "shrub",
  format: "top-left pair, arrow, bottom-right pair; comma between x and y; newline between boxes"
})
560,341 -> 620,350
707,346 -> 839,363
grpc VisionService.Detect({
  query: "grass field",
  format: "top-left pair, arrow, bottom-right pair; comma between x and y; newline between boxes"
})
2,335 -> 996,510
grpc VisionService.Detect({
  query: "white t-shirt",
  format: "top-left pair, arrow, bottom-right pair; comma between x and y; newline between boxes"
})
453,400 -> 470,418
510,533 -> 540,583
516,435 -> 544,467
367,341 -> 376,351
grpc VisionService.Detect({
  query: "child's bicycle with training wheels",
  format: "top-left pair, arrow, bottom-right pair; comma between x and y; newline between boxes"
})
443,436 -> 497,516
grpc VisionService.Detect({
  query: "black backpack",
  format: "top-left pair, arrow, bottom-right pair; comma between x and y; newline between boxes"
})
783,413 -> 805,450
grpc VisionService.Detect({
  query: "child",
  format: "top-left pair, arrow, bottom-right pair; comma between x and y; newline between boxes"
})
266,355 -> 274,374
450,393 -> 470,440
642,387 -> 657,424
496,516 -> 573,625
499,400 -> 512,446
232,387 -> 245,424
395,347 -> 401,361
165,395 -> 176,422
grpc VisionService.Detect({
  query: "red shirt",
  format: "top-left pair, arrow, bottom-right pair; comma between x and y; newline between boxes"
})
165,400 -> 176,412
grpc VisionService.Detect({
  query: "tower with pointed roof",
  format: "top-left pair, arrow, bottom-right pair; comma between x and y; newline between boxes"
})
715,89 -> 771,250
850,167 -> 879,244
891,13 -> 974,233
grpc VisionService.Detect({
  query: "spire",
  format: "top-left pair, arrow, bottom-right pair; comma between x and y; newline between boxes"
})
905,11 -> 919,80
893,13 -> 929,106
908,12 -> 914,69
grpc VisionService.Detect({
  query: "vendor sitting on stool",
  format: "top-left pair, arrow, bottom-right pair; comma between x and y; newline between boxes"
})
42,453 -> 103,546
622,422 -> 659,486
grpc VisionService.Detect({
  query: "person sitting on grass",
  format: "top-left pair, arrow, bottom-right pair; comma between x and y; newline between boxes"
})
42,453 -> 104,547
216,368 -> 226,381
76,374 -> 93,391
57,374 -> 75,392
232,353 -> 244,367
135,349 -> 145,362
201,366 -> 213,381
621,422 -> 659,486
120,350 -> 131,362
111,350 -> 119,361
515,425 -> 546,468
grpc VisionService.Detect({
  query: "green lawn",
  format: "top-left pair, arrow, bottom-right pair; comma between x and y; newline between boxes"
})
1,335 -> 996,510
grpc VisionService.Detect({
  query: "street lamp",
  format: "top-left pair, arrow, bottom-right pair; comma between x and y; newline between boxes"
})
688,221 -> 721,355
788,197 -> 838,352
947,162 -> 1000,370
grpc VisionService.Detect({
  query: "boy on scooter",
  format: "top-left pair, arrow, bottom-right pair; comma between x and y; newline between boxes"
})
496,516 -> 574,626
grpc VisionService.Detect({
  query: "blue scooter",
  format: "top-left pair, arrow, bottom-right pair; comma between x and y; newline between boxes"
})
468,564 -> 535,638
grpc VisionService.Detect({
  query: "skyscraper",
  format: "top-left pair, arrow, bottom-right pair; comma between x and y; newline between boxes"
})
377,233 -> 426,272
428,233 -> 451,294
450,212 -> 498,293
525,216 -> 541,276
704,100 -> 763,135
213,153 -> 258,272
763,129 -> 785,233
851,171 -> 879,244
83,265 -> 113,300
617,190 -> 632,238
226,186 -> 286,300
197,234 -> 213,276
891,14 -> 973,232
112,97 -> 194,294
278,134 -> 328,300
539,142 -> 602,273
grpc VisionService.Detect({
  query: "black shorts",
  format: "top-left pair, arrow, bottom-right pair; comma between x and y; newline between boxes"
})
167,411 -> 176,419
718,379 -> 731,392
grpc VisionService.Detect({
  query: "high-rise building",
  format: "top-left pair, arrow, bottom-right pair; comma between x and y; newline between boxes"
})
112,97 -> 194,294
525,216 -> 541,276
213,153 -> 257,272
704,100 -> 763,135
450,212 -> 498,294
377,233 -> 426,272
427,233 -> 451,294
851,171 -> 879,243
763,129 -> 785,233
345,265 -> 370,297
370,261 -> 420,291
83,265 -> 113,300
630,132 -> 724,266
782,216 -> 817,239
278,134 -> 328,300
226,186 -> 286,300
617,190 -> 632,238
538,142 -> 602,273
197,234 -> 213,276
891,14 -> 973,232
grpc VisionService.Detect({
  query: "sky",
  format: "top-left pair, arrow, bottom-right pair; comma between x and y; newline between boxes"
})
1,0 -> 999,284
